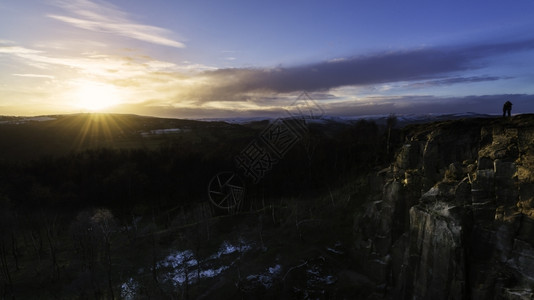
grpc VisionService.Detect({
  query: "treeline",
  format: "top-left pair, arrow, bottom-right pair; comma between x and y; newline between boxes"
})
0,119 -> 400,215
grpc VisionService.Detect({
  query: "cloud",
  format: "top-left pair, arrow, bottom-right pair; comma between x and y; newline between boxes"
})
13,73 -> 55,79
111,100 -> 292,119
109,93 -> 534,119
322,94 -> 534,116
189,38 -> 534,101
49,0 -> 185,48
0,44 -> 190,78
0,44 -> 206,109
0,46 -> 43,55
406,75 -> 507,88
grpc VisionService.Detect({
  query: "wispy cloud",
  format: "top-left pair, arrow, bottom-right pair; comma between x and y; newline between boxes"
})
13,73 -> 55,79
0,44 -> 188,77
0,42 -> 224,116
0,46 -> 43,55
48,0 -> 185,48
406,76 -> 507,89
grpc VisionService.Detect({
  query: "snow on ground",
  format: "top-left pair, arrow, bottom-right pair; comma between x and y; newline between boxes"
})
160,239 -> 253,286
245,264 -> 282,289
120,278 -> 138,300
121,239 -> 255,296
140,128 -> 190,137
211,239 -> 253,259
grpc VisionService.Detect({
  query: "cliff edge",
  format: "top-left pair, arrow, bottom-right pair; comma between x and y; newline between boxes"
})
355,115 -> 534,299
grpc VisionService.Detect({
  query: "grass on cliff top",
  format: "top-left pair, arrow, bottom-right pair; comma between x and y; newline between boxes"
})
401,114 -> 534,138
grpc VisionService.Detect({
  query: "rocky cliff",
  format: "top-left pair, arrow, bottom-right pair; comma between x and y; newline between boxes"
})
354,115 -> 534,299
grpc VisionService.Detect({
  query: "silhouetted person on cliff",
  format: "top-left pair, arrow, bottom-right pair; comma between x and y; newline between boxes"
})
503,101 -> 512,117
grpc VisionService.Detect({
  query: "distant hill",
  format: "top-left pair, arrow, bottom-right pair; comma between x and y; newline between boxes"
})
0,112 -> 499,161
208,112 -> 496,126
0,113 -> 247,161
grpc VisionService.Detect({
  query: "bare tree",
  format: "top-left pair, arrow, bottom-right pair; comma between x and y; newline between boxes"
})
44,214 -> 61,281
91,209 -> 118,300
386,114 -> 398,155
0,208 -> 14,297
0,237 -> 12,297
70,208 -> 118,299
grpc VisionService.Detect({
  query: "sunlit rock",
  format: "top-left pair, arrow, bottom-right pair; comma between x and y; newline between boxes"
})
354,116 -> 534,299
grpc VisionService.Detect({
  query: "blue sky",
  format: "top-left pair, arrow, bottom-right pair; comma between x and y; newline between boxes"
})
1,0 -> 534,118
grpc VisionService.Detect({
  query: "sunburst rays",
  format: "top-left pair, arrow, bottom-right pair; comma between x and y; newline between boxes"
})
49,113 -> 136,150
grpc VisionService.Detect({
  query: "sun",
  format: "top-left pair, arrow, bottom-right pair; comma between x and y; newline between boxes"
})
74,81 -> 122,111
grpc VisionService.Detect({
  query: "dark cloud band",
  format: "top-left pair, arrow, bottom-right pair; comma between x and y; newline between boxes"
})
196,38 -> 534,99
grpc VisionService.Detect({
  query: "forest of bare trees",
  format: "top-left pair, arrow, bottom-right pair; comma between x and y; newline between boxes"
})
0,117 -> 400,298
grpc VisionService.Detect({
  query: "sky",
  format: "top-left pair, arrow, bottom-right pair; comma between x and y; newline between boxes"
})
1,0 -> 534,119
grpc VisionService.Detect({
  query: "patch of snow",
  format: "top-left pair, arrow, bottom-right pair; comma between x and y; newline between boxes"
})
269,264 -> 282,275
218,241 -> 239,255
323,275 -> 336,285
140,128 -> 189,137
306,265 -> 337,287
504,288 -> 533,298
211,240 -> 253,259
27,116 -> 56,122
327,247 -> 344,254
120,278 -> 138,300
199,266 -> 228,278
158,249 -> 196,269
157,239 -> 255,287
246,264 -> 282,289
151,128 -> 183,134
307,268 -> 320,276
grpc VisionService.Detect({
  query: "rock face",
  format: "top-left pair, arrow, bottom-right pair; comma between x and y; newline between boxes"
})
354,115 -> 534,299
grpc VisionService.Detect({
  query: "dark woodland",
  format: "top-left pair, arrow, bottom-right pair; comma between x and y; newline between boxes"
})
0,113 -> 399,299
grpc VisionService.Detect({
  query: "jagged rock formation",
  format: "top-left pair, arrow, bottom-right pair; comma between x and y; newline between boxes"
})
354,115 -> 534,299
